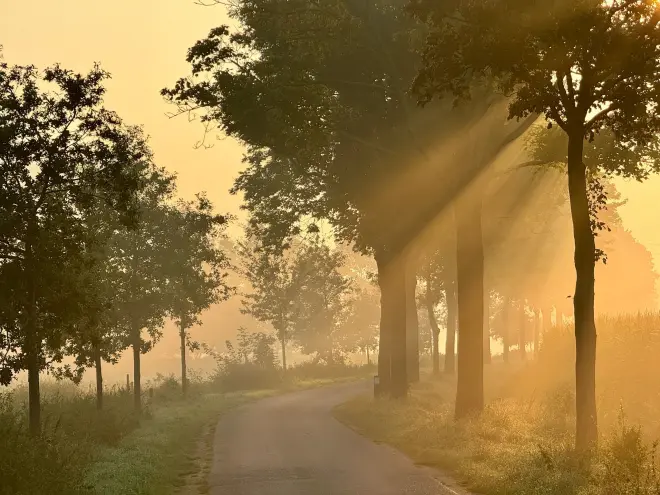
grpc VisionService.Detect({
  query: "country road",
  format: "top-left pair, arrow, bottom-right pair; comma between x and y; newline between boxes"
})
208,381 -> 466,495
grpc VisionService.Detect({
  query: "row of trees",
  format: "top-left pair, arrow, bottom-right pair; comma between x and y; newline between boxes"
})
0,61 -> 232,434
165,0 -> 660,452
236,233 -> 380,370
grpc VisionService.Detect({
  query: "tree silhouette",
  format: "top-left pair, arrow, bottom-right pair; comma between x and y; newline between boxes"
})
410,0 -> 660,449
0,62 -> 143,433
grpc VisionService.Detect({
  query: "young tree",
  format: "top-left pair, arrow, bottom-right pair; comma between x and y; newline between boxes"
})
237,236 -> 301,372
410,0 -> 660,448
0,63 -> 142,433
290,236 -> 354,364
109,166 -> 179,413
166,195 -> 233,396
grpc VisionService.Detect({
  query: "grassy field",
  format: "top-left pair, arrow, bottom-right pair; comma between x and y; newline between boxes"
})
2,364 -> 374,495
335,314 -> 660,495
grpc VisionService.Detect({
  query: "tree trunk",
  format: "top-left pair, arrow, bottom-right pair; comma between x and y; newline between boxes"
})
533,309 -> 541,359
543,307 -> 552,334
25,236 -> 40,436
502,298 -> 510,364
180,325 -> 188,397
376,255 -> 391,395
366,347 -> 371,366
406,260 -> 419,383
519,301 -> 527,361
445,281 -> 457,374
483,289 -> 491,364
376,250 -> 407,398
426,282 -> 440,376
94,342 -> 103,410
567,131 -> 598,451
280,336 -> 287,373
132,328 -> 142,413
455,198 -> 484,419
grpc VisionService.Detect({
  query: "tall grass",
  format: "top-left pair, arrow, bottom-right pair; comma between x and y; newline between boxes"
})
1,361 -> 373,494
336,312 -> 660,495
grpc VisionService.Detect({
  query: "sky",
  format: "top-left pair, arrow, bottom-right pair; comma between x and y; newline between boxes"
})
0,0 -> 247,231
2,0 -> 660,381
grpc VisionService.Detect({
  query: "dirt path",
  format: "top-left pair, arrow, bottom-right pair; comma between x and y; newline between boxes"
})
208,381 -> 465,495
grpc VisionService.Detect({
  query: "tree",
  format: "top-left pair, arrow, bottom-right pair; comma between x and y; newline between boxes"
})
0,62 -> 142,433
166,195 -> 233,396
237,235 -> 301,372
411,0 -> 660,448
108,166 -> 180,413
289,236 -> 354,364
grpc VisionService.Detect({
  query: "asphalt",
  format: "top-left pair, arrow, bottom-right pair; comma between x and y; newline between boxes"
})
208,380 -> 466,495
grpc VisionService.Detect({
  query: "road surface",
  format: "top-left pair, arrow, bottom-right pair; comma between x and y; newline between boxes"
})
208,381 -> 466,495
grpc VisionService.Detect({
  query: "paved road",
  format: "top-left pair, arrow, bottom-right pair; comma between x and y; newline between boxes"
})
208,381 -> 465,495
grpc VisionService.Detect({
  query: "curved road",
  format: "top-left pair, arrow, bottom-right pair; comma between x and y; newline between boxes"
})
208,381 -> 466,495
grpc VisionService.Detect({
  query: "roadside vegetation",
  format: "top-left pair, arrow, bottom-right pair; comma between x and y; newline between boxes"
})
2,361 -> 373,495
336,313 -> 660,495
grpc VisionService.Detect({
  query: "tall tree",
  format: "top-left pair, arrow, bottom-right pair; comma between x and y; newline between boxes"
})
164,0 -> 535,400
421,253 -> 444,376
166,195 -> 233,396
237,236 -> 301,372
0,63 -> 142,433
410,0 -> 660,448
290,236 -> 354,364
109,166 -> 179,413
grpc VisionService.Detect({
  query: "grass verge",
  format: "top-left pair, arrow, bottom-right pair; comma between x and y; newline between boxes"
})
334,374 -> 660,495
86,376 -> 368,495
85,390 -> 276,495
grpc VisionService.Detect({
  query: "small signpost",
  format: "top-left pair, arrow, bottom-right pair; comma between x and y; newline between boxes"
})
373,375 -> 380,398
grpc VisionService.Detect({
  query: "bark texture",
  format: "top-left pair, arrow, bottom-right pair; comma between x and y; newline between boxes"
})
455,197 -> 484,419
567,132 -> 598,451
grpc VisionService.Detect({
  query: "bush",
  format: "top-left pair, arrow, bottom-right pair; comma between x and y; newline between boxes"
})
0,394 -> 92,495
288,361 -> 376,382
213,362 -> 282,391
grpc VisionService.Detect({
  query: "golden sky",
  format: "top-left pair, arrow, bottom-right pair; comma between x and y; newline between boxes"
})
0,0 -> 247,231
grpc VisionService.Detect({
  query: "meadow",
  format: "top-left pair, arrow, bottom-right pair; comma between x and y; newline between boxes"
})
335,313 -> 660,495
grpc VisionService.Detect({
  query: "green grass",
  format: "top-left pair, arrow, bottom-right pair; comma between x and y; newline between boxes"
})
84,390 -> 277,495
82,374 -> 370,495
1,366 -> 371,495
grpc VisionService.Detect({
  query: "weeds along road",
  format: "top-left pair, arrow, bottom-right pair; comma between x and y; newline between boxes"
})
208,381 -> 465,495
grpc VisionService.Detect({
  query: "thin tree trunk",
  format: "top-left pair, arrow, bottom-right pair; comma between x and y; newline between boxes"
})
406,260 -> 419,383
389,254 -> 408,398
445,281 -> 457,374
180,325 -> 188,397
483,289 -> 491,364
519,300 -> 527,361
543,307 -> 552,334
455,198 -> 484,419
502,297 -> 510,364
533,309 -> 541,359
366,347 -> 370,366
132,328 -> 142,414
280,336 -> 287,373
94,342 -> 103,410
376,254 -> 392,396
25,235 -> 40,436
567,131 -> 598,451
426,280 -> 440,375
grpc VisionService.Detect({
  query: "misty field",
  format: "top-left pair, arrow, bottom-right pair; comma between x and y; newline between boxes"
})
336,312 -> 660,495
